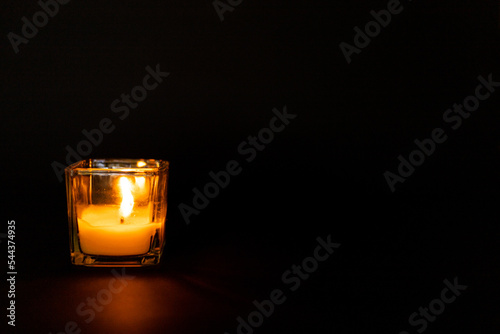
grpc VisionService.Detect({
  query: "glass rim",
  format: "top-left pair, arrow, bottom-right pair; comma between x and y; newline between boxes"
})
65,158 -> 169,175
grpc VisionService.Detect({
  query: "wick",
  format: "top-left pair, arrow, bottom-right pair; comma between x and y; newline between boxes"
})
120,217 -> 125,224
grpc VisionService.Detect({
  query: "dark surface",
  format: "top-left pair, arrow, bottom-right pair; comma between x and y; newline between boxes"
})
1,0 -> 500,333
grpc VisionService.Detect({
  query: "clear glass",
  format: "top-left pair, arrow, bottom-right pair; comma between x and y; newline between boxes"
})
65,159 -> 169,267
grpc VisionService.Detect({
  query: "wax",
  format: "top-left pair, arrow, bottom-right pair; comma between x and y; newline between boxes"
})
78,205 -> 160,256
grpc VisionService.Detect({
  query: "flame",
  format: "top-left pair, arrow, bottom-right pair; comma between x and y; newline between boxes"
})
137,161 -> 147,168
119,177 -> 134,219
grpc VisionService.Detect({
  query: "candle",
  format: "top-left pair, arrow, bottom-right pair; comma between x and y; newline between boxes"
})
66,159 -> 169,266
77,177 -> 160,256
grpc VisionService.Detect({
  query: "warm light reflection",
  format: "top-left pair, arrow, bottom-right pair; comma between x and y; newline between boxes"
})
137,161 -> 147,167
119,177 -> 134,219
135,176 -> 146,189
77,275 -> 184,332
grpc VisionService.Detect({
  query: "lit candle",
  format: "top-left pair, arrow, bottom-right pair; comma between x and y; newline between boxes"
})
77,177 -> 161,256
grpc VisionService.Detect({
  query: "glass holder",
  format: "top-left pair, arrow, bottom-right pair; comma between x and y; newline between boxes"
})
65,159 -> 169,267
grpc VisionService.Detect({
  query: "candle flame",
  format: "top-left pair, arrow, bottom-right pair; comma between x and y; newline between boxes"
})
119,177 -> 134,219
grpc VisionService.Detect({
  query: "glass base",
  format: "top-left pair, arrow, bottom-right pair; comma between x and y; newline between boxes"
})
71,252 -> 161,267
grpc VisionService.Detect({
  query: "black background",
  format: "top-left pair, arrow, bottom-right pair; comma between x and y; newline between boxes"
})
1,0 -> 500,333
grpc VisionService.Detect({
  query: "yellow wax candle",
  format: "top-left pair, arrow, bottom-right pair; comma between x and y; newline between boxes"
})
77,177 -> 161,256
77,205 -> 160,256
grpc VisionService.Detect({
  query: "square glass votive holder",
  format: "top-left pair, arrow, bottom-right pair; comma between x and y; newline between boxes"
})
65,159 -> 169,267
